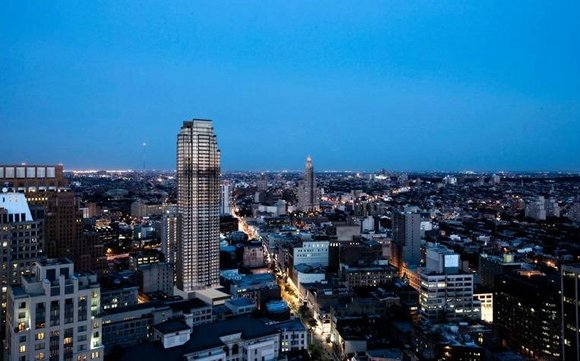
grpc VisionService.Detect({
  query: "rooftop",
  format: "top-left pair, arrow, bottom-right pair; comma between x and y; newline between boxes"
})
121,317 -> 277,361
154,320 -> 190,334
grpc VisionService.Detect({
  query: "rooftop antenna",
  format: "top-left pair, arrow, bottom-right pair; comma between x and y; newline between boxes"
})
142,142 -> 147,172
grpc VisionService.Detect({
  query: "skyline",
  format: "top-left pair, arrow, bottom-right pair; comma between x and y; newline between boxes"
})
1,1 -> 580,171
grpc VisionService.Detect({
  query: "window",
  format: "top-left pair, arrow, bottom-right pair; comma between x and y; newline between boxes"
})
35,352 -> 45,360
19,345 -> 26,353
91,351 -> 100,359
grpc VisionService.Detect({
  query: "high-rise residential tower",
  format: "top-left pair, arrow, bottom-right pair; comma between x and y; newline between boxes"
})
562,264 -> 580,361
391,210 -> 422,272
0,192 -> 43,345
297,156 -> 320,212
220,181 -> 232,215
176,120 -> 221,293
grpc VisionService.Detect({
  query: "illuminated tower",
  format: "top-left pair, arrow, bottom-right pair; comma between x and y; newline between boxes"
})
176,120 -> 221,292
297,156 -> 320,212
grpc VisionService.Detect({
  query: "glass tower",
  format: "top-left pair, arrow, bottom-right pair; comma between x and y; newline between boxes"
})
176,120 -> 221,292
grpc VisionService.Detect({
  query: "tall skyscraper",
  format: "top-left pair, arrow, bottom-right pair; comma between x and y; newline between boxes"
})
391,210 -> 422,272
161,210 -> 178,266
562,264 -> 580,361
220,181 -> 232,215
176,120 -> 221,293
297,156 -> 320,212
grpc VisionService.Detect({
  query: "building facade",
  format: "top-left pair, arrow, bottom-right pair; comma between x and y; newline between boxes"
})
561,264 -> 580,361
5,258 -> 104,361
161,212 -> 178,266
418,245 -> 479,323
220,182 -> 232,215
1,192 -> 44,345
296,156 -> 320,212
0,164 -> 105,273
176,120 -> 221,292
495,270 -> 561,360
391,211 -> 421,272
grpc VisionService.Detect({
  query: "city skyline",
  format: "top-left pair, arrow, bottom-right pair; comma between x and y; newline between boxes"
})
2,2 -> 580,171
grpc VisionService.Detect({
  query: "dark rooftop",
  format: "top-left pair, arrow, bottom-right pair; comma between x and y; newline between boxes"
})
154,320 -> 190,334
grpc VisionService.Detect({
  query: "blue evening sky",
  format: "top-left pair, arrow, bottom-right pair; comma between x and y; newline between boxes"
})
1,1 -> 579,171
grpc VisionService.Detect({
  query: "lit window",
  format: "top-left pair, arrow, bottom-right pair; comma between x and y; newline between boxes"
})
20,345 -> 26,353
36,332 -> 45,340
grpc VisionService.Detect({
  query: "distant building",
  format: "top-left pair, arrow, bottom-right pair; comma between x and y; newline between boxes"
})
573,200 -> 580,223
220,182 -> 232,215
545,197 -> 560,218
5,258 -> 104,361
242,242 -> 265,268
130,200 -> 164,218
296,156 -> 320,212
561,264 -> 580,361
391,210 -> 421,272
525,196 -> 547,221
162,211 -> 178,266
176,119 -> 221,292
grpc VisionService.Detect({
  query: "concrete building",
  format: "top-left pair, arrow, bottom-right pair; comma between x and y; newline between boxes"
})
100,277 -> 139,311
136,262 -> 174,296
419,246 -> 479,323
474,292 -> 493,323
0,192 -> 43,343
224,297 -> 256,315
525,196 -> 547,221
242,242 -> 265,269
561,264 -> 580,361
176,119 -> 221,292
220,182 -> 232,215
273,318 -> 308,353
161,211 -> 178,266
545,197 -> 560,218
0,164 -> 105,274
296,156 -> 320,212
5,258 -> 104,361
573,200 -> 580,223
478,253 -> 522,288
119,316 -> 280,361
292,240 -> 329,267
340,264 -> 396,288
101,298 -> 212,353
391,210 -> 422,272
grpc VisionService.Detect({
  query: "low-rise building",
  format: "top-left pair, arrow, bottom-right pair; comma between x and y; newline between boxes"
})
272,318 -> 309,353
120,316 -> 280,361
